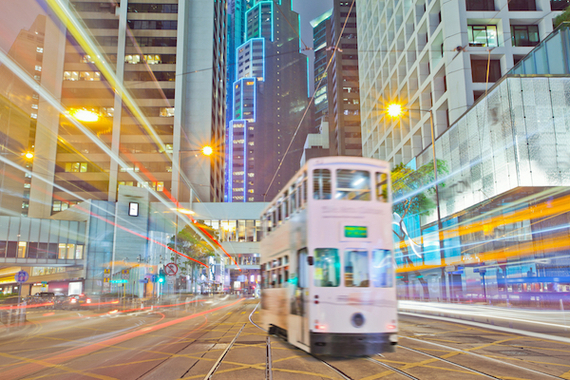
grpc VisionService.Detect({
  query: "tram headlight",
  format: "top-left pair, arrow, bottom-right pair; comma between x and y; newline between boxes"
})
351,312 -> 365,328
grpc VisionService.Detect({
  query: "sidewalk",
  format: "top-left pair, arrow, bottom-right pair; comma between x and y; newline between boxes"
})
398,300 -> 570,337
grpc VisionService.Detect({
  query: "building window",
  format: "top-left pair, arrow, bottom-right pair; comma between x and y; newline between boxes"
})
468,25 -> 498,47
511,25 -> 539,47
160,107 -> 175,117
466,0 -> 495,11
36,47 -> 43,53
508,0 -> 537,11
64,71 -> 79,81
80,71 -> 101,81
144,54 -> 161,64
551,0 -> 570,10
65,162 -> 88,173
125,54 -> 141,64
471,58 -> 502,82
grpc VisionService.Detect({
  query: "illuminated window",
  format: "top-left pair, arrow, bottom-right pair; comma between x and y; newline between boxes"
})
35,65 -> 42,71
30,113 -> 38,119
81,54 -> 94,63
36,47 -> 43,53
101,107 -> 114,117
125,54 -> 141,64
160,107 -> 175,117
63,71 -> 79,81
65,162 -> 88,173
144,54 -> 161,64
80,71 -> 101,81
31,104 -> 38,109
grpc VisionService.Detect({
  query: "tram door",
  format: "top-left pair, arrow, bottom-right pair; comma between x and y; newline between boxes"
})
296,248 -> 309,345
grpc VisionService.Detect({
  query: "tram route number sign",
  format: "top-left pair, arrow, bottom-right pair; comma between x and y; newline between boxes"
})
15,270 -> 29,283
344,225 -> 368,238
165,263 -> 178,276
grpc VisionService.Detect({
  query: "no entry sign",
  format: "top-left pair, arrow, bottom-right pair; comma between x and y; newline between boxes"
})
165,262 -> 178,276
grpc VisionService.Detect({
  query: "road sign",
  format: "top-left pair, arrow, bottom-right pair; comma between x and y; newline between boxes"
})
104,269 -> 111,278
167,276 -> 175,284
121,269 -> 129,280
151,274 -> 157,283
15,270 -> 29,283
165,263 -> 178,276
104,278 -> 109,283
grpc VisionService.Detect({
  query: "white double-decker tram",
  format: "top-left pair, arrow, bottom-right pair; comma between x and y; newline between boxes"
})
260,157 -> 397,356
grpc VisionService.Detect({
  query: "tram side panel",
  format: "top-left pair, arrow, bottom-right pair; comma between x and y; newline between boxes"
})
260,210 -> 307,338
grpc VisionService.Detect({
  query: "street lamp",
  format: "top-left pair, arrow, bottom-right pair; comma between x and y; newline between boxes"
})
387,103 -> 447,302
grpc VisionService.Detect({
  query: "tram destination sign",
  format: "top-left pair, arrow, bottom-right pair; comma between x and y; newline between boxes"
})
344,226 -> 368,238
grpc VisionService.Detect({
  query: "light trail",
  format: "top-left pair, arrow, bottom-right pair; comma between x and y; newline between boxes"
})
0,298 -> 245,379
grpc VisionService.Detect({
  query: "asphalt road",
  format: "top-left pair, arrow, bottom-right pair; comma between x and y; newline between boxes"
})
1,298 -> 570,379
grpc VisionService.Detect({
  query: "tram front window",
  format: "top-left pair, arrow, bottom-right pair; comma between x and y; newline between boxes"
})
345,250 -> 369,287
314,248 -> 340,287
372,249 -> 393,287
336,170 -> 371,200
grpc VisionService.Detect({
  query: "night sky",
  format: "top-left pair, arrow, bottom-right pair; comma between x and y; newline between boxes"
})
293,0 -> 334,92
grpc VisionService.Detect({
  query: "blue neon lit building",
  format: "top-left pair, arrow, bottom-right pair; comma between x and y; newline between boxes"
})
226,0 -> 311,202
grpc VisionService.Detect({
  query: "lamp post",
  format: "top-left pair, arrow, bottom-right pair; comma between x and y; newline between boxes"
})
387,104 -> 447,302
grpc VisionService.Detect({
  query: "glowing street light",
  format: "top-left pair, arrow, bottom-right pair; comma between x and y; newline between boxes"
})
201,146 -> 213,156
24,152 -> 34,159
70,109 -> 99,122
387,103 -> 403,118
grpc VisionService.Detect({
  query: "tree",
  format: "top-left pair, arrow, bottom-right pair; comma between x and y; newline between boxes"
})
554,9 -> 570,28
391,159 -> 448,299
168,221 -> 217,293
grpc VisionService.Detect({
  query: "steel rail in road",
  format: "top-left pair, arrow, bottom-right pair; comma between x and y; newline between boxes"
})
365,357 -> 421,380
397,345 -> 500,379
402,336 -> 567,380
203,323 -> 246,380
249,302 -> 274,380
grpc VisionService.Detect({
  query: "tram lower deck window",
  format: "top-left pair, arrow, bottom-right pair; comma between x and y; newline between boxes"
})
345,250 -> 369,287
314,248 -> 340,287
372,249 -> 393,287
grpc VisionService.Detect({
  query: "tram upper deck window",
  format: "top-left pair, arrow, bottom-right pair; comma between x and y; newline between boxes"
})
314,248 -> 340,287
376,172 -> 389,202
313,169 -> 331,199
345,250 -> 370,287
372,250 -> 393,287
336,170 -> 371,200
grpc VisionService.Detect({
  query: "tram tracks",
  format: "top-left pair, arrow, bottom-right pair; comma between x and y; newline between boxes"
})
201,301 -> 274,380
395,336 -> 567,380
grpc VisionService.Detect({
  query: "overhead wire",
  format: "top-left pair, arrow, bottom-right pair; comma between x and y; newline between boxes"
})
263,0 -> 357,200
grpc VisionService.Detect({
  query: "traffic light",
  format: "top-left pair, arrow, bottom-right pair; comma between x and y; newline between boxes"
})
158,269 -> 165,283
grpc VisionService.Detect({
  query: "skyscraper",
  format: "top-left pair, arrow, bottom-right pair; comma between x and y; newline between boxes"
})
227,0 -> 311,202
326,0 -> 362,157
0,0 -> 227,219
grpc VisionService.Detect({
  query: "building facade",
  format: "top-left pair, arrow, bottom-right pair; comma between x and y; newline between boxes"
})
357,0 -> 567,167
0,0 -> 227,222
327,0 -> 363,157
